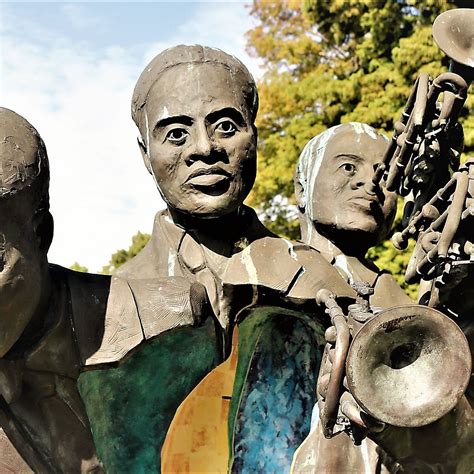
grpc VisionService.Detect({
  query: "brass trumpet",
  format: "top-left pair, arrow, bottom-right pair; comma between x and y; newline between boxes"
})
316,286 -> 471,437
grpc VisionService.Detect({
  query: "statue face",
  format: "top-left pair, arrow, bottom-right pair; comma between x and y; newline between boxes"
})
143,63 -> 257,218
0,198 -> 46,357
310,125 -> 396,245
0,111 -> 49,357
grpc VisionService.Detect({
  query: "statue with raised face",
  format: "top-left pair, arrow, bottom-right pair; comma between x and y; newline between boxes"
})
295,122 -> 411,308
292,123 -> 474,473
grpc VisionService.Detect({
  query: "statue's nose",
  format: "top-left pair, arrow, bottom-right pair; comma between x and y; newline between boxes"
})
185,129 -> 213,164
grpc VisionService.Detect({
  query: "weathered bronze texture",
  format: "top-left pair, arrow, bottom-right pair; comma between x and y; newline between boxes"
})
0,108 -> 103,473
292,122 -> 473,472
346,304 -> 471,427
77,45 -> 356,472
295,122 -> 410,308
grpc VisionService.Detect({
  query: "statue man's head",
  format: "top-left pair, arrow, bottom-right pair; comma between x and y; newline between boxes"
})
0,108 -> 53,356
131,45 -> 259,219
295,122 -> 397,254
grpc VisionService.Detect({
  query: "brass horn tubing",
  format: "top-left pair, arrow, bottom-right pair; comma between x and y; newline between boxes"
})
377,74 -> 428,188
315,289 -> 351,437
437,171 -> 470,257
428,72 -> 468,127
386,99 -> 425,193
404,209 -> 449,282
431,72 -> 468,100
321,313 -> 350,438
395,175 -> 456,246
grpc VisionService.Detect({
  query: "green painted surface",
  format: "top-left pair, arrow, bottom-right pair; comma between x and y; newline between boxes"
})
78,318 -> 221,474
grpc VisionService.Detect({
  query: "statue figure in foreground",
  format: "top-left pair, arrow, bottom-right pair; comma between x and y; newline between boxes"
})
293,8 -> 474,471
77,45 -> 355,473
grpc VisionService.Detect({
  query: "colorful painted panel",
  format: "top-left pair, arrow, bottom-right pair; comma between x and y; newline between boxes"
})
78,318 -> 222,473
229,307 -> 325,473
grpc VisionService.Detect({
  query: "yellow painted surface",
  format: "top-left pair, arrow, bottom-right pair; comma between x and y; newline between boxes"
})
162,329 -> 238,473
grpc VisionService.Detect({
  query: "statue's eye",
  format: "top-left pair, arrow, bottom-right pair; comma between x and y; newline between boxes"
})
166,128 -> 188,144
215,120 -> 236,136
341,163 -> 356,175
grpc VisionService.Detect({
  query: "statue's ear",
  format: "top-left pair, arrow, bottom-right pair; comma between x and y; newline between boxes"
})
294,176 -> 306,213
35,210 -> 54,253
137,137 -> 152,175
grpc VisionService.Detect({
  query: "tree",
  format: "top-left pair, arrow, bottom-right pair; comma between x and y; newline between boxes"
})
245,0 -> 470,294
69,262 -> 88,273
246,0 -> 467,234
102,231 -> 150,275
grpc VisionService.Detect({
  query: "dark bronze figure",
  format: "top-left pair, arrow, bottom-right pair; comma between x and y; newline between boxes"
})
0,107 -> 102,473
76,45 -> 356,473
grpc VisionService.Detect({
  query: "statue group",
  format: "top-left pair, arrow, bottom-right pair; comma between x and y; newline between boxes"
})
0,8 -> 473,474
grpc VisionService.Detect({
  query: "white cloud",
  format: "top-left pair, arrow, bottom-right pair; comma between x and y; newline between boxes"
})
1,2 -> 261,272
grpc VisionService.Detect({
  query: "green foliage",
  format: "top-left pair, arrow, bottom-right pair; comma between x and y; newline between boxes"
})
69,262 -> 89,273
102,231 -> 150,275
245,0 -> 470,290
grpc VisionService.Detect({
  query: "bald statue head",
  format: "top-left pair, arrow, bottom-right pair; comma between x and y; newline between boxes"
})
0,108 -> 53,356
132,45 -> 259,219
295,122 -> 397,254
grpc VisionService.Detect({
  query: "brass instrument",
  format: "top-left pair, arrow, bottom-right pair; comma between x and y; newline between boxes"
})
316,9 -> 474,439
316,285 -> 471,438
378,9 -> 474,304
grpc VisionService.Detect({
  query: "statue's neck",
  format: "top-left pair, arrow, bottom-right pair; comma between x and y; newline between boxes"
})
168,206 -> 245,248
302,219 -> 378,284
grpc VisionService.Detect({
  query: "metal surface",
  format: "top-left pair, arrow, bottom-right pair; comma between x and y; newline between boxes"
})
346,305 -> 471,427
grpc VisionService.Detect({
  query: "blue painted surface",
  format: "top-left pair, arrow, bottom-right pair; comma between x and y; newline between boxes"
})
230,308 -> 325,473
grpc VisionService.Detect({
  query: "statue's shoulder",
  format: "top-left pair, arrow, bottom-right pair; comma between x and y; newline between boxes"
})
66,266 -> 210,368
63,267 -> 141,367
223,233 -> 354,301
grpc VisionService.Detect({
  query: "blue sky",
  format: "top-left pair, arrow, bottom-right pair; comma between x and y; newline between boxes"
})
1,1 -> 260,271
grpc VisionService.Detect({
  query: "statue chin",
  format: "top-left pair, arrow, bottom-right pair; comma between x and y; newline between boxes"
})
0,253 -> 44,357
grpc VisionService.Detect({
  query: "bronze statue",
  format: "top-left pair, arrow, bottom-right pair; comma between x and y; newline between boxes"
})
4,7 -> 473,469
292,124 -> 399,471
0,107 -> 102,473
291,7 -> 474,467
291,123 -> 410,472
295,122 -> 412,308
76,45 -> 356,473
117,45 -> 349,320
0,108 -> 208,472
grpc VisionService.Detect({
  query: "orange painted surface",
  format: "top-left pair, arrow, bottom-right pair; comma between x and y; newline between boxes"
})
161,329 -> 238,473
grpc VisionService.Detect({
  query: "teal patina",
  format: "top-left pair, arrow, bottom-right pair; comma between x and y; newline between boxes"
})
77,318 -> 222,473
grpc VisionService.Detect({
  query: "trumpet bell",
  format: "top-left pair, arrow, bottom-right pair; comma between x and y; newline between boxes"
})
346,305 -> 471,427
433,8 -> 474,70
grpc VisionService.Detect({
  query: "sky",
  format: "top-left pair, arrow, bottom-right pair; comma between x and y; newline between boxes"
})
0,1 -> 262,272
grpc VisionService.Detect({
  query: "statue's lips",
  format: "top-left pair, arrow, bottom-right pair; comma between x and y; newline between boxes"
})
348,196 -> 380,211
185,168 -> 231,187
